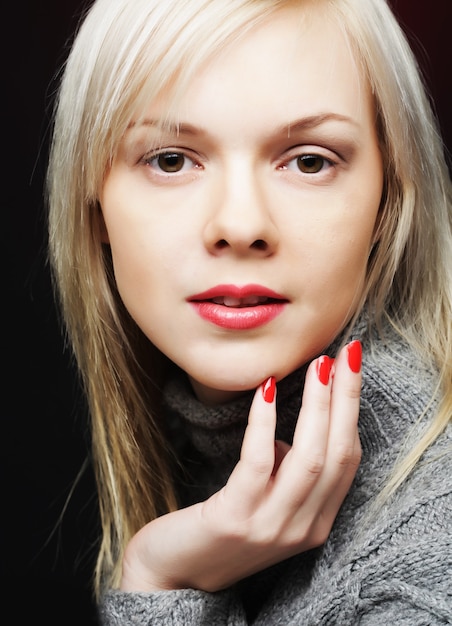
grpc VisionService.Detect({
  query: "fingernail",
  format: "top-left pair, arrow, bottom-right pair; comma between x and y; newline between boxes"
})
262,376 -> 276,403
347,340 -> 362,373
316,355 -> 333,385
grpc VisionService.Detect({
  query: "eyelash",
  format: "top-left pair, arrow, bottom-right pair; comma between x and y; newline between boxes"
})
141,148 -> 337,179
279,153 -> 335,175
143,151 -> 200,174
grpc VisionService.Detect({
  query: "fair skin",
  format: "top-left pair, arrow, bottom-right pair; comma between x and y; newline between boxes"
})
100,5 -> 382,592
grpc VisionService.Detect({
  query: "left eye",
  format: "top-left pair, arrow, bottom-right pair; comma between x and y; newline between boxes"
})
288,154 -> 331,174
147,152 -> 195,173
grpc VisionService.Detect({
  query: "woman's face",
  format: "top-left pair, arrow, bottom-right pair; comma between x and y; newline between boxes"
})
100,5 -> 383,404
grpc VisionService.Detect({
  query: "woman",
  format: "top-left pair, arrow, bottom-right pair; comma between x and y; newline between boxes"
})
47,0 -> 452,622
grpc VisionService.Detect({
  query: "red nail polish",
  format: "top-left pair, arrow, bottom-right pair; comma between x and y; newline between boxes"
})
347,340 -> 362,373
316,355 -> 332,385
262,376 -> 276,403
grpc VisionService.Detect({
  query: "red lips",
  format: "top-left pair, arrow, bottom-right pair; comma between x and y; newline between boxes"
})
188,284 -> 288,329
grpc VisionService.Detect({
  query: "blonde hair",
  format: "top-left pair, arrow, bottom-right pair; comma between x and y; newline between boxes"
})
47,0 -> 452,598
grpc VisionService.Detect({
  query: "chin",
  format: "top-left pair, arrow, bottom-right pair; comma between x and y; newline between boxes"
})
187,359 -> 299,405
187,369 -> 263,404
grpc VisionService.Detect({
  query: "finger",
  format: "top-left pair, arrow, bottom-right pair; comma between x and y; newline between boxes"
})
322,427 -> 362,521
271,355 -> 334,508
327,340 -> 362,454
291,355 -> 334,451
302,340 -> 362,511
222,377 -> 277,515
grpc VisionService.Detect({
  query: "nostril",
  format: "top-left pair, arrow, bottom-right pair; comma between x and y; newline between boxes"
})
252,239 -> 268,251
212,238 -> 270,252
215,239 -> 229,250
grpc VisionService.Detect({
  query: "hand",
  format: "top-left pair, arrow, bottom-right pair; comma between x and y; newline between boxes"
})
120,341 -> 362,592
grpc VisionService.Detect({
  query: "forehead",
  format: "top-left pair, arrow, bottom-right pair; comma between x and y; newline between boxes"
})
139,3 -> 371,137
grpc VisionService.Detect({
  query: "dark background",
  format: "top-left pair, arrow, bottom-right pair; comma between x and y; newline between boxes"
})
3,1 -> 451,624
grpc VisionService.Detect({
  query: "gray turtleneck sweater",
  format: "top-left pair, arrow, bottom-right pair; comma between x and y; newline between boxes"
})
99,320 -> 452,624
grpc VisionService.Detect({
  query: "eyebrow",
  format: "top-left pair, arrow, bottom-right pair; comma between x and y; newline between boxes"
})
283,113 -> 359,137
127,112 -> 359,138
127,119 -> 198,136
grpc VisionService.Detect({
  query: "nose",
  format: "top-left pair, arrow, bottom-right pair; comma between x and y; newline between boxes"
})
203,164 -> 279,257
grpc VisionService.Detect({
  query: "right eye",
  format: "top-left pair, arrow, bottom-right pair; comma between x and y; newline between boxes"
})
145,151 -> 196,173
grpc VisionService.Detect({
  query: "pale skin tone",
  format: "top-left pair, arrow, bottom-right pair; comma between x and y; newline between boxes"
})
100,5 -> 383,591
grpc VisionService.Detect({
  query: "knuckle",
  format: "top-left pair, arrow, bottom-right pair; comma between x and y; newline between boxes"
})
302,451 -> 325,477
255,523 -> 281,546
344,382 -> 361,401
202,497 -> 251,540
305,514 -> 333,547
333,442 -> 361,468
314,394 -> 332,414
286,517 -> 331,551
245,455 -> 274,477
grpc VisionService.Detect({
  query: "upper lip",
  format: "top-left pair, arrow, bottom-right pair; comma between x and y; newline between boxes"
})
188,284 -> 289,305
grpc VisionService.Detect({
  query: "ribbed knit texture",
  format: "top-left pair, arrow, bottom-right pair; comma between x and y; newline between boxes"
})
99,318 -> 452,624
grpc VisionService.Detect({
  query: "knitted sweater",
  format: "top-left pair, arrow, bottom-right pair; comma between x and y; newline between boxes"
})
99,320 -> 452,625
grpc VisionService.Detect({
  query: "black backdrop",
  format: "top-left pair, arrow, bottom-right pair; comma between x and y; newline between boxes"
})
3,1 -> 451,624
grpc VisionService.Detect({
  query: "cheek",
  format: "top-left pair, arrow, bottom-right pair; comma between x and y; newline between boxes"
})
309,241 -> 368,305
102,212 -> 193,339
301,203 -> 379,304
101,181 -> 166,278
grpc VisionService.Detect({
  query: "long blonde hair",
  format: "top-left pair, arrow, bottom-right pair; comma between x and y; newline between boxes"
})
47,0 -> 452,598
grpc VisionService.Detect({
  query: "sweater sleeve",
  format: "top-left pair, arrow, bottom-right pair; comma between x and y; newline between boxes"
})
98,587 -> 248,625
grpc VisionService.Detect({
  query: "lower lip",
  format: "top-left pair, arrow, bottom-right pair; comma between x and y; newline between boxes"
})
189,302 -> 286,330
